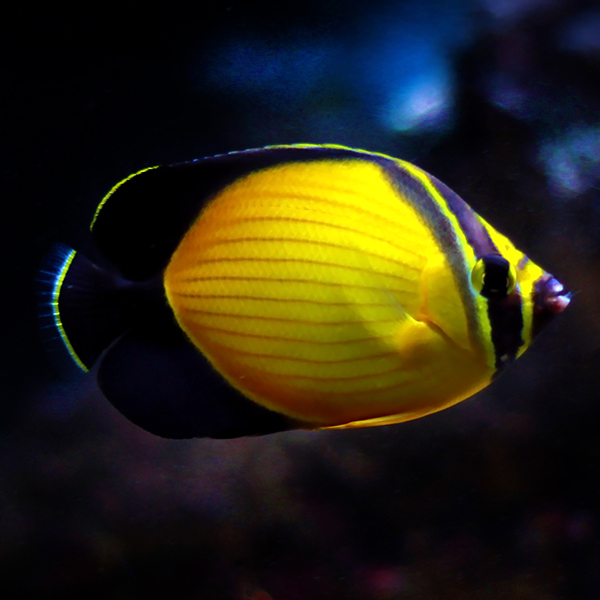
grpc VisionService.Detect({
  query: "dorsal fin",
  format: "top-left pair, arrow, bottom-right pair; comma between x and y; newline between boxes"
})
90,165 -> 205,281
89,145 -> 394,280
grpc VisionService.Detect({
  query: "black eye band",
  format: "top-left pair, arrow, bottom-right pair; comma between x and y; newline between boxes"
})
479,254 -> 512,299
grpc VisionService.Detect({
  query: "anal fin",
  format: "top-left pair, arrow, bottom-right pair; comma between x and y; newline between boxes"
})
97,327 -> 297,439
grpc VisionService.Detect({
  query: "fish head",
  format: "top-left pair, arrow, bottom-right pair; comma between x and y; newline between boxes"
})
420,221 -> 570,373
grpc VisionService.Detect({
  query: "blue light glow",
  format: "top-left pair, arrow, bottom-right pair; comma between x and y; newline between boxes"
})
384,69 -> 452,132
560,9 -> 600,54
538,126 -> 600,198
347,1 -> 472,134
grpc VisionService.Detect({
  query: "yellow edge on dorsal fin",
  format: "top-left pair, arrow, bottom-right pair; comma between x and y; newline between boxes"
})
90,166 -> 160,231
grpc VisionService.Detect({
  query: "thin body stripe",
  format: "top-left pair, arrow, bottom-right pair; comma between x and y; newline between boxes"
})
174,293 -> 396,307
220,189 -> 429,231
210,356 -> 407,382
242,365 -> 407,382
174,275 -> 409,293
195,220 -> 428,262
182,254 -> 420,278
207,360 -> 435,397
185,322 -> 397,345
181,307 -> 401,326
199,341 -> 399,365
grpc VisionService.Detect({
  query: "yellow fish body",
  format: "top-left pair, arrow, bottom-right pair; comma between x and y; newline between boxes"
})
39,145 -> 570,438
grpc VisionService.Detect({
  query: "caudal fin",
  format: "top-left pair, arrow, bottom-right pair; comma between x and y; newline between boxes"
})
38,244 -> 129,375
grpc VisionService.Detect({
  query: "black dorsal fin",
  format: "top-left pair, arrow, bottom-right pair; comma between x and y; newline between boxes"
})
91,166 -> 205,281
90,145 -> 387,281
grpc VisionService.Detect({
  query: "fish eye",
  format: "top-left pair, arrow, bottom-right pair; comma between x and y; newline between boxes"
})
471,254 -> 517,299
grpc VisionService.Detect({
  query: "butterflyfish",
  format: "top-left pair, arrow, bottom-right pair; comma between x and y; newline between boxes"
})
38,144 -> 570,439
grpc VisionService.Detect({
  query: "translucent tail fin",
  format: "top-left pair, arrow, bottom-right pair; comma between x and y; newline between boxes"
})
37,244 -> 129,375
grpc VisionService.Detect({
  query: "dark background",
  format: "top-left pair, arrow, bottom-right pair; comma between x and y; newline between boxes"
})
3,0 -> 600,598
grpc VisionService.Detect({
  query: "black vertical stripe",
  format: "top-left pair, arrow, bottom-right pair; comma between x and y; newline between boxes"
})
426,176 -> 498,258
487,294 -> 525,371
376,160 -> 482,352
428,175 -> 524,371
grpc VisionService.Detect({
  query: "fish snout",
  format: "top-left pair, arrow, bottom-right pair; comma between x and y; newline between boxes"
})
532,273 -> 571,337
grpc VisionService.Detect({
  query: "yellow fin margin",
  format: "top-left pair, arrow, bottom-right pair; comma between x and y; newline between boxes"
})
90,166 -> 160,231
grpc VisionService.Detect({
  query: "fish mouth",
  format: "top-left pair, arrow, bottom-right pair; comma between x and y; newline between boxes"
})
535,275 -> 571,313
532,274 -> 571,337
